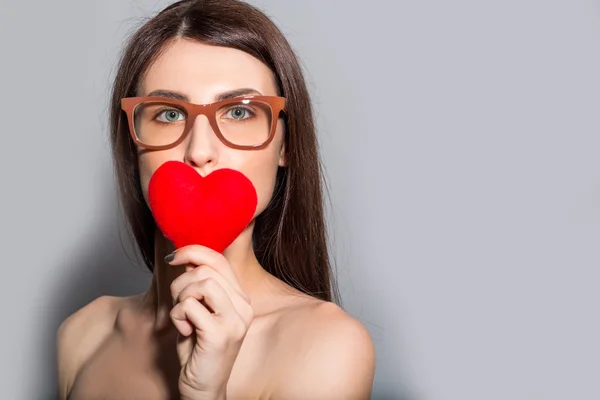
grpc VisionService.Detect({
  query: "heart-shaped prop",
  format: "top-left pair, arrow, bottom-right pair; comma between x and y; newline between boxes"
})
148,160 -> 258,253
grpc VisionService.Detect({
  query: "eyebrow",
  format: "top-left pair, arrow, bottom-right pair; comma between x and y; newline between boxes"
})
145,88 -> 263,102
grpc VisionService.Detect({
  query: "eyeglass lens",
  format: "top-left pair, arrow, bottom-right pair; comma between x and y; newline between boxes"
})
133,99 -> 273,147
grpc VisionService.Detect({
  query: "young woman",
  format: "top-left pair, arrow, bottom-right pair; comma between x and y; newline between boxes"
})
57,1 -> 376,399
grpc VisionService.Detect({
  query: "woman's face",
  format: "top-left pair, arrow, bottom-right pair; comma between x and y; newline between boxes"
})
136,39 -> 286,220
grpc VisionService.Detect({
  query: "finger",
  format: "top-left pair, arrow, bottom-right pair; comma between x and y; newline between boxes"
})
166,245 -> 248,302
171,265 -> 232,305
170,296 -> 215,337
170,263 -> 249,309
177,277 -> 238,318
171,267 -> 253,324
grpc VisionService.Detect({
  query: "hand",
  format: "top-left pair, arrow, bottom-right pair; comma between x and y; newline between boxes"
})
167,245 -> 254,400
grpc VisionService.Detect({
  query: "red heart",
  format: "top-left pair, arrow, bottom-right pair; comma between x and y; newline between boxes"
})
148,160 -> 258,253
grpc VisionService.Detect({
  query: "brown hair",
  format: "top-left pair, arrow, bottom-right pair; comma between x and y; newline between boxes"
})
108,0 -> 340,304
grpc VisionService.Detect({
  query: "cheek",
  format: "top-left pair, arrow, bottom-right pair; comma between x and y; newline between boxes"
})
137,151 -> 174,205
254,166 -> 280,218
237,149 -> 281,219
229,124 -> 285,219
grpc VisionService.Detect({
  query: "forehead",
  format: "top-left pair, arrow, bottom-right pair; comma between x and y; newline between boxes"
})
139,39 -> 278,102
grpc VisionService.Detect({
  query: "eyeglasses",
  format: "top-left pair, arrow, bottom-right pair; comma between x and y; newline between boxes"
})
120,95 -> 287,150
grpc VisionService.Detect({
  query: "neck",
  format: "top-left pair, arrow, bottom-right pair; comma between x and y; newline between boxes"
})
140,221 -> 269,331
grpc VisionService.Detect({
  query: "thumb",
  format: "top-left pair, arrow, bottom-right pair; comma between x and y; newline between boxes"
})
177,331 -> 195,367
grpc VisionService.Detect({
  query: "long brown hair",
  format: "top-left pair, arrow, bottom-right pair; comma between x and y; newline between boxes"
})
108,0 -> 340,304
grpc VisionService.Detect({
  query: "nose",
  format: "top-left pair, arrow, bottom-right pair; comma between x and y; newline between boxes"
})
183,114 -> 219,176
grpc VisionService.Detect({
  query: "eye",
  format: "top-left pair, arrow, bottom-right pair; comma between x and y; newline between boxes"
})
224,106 -> 254,120
156,108 -> 185,123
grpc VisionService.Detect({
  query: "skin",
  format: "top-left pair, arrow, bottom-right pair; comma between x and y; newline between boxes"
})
57,39 -> 376,400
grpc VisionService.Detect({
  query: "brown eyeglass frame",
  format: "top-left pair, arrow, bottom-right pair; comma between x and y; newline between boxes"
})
120,95 -> 287,151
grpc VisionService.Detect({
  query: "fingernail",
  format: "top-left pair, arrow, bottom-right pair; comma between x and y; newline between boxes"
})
164,251 -> 176,263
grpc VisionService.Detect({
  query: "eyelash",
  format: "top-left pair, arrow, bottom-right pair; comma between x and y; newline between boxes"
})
154,108 -> 185,123
223,106 -> 256,120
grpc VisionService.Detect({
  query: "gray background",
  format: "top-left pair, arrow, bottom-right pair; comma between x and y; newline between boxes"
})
0,0 -> 598,399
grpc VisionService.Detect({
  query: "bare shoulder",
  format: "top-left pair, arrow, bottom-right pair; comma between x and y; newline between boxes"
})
56,295 -> 127,400
272,297 -> 376,399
